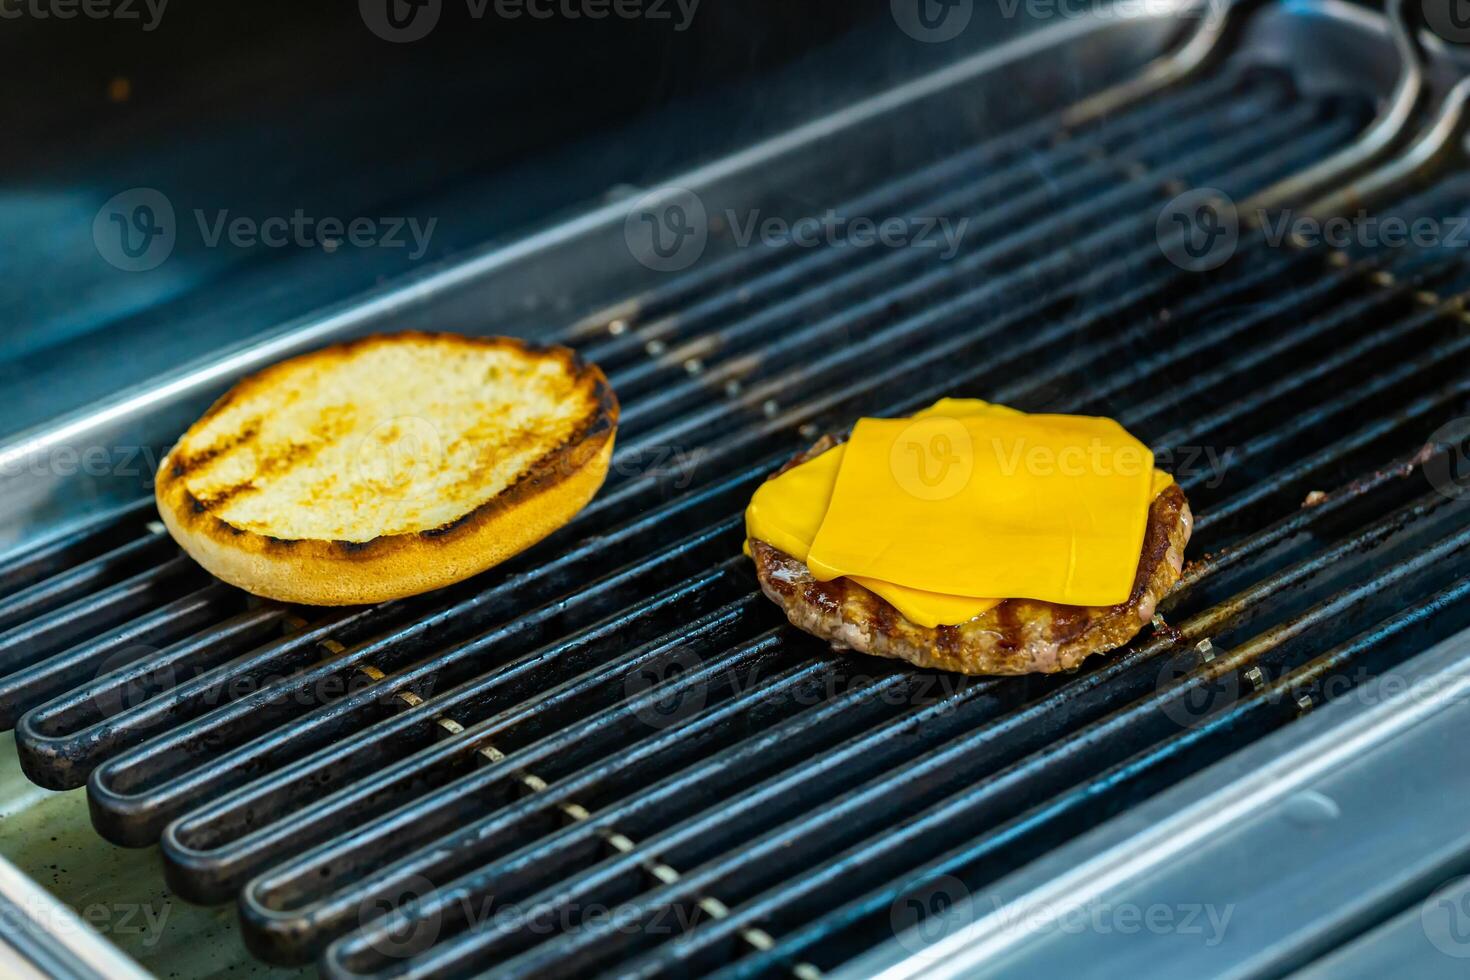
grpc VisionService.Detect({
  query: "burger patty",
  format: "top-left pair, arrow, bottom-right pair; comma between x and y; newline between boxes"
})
748,438 -> 1193,675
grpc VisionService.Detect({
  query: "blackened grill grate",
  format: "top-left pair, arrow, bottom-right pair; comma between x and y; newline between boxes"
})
3,60 -> 1470,979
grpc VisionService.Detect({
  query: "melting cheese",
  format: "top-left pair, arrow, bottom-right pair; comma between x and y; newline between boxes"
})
807,412 -> 1156,605
744,399 -> 1172,627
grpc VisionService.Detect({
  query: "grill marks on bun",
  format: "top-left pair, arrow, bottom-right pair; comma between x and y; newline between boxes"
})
155,332 -> 618,606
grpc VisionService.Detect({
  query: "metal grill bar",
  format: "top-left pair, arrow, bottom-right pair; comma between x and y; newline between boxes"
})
324,491 -> 1465,979
114,238 -> 1399,863
0,47 -> 1460,980
163,581 -> 770,900
45,69 -> 1346,828
243,415 -> 1451,965
608,73 -> 1292,411
694,577 -> 1470,980
0,582 -> 243,733
0,499 -> 156,601
16,605 -> 295,789
1197,375 -> 1470,534
1115,291 -> 1455,432
616,103 -> 1356,457
0,531 -> 176,635
571,67 -> 1263,367
12,448 -> 792,795
0,556 -> 208,689
239,656 -> 938,959
111,86 -> 1446,963
89,514 -> 747,844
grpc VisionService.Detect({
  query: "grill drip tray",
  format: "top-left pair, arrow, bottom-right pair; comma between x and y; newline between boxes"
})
0,732 -> 306,979
1,2 -> 1468,978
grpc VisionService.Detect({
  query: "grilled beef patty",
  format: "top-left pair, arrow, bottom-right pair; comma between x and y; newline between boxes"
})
748,438 -> 1193,675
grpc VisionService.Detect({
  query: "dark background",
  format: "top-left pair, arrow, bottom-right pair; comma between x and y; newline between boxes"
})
0,0 -> 1036,437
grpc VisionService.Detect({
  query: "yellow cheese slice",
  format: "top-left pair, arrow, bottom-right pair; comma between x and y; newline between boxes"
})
806,412 -> 1156,606
744,399 -> 1171,626
744,440 -> 1000,627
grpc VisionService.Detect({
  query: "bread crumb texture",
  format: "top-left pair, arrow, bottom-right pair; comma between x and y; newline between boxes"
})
169,334 -> 600,542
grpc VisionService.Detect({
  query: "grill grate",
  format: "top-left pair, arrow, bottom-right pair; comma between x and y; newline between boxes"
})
3,58 -> 1470,979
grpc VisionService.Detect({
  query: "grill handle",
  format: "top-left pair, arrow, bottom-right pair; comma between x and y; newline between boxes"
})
1242,0 -> 1433,213
1302,74 -> 1470,221
1060,0 -> 1270,129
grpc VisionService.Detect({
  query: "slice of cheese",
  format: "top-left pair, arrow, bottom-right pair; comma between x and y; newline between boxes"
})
744,399 -> 1171,627
806,412 -> 1156,606
745,401 -> 1015,627
745,441 -> 1002,627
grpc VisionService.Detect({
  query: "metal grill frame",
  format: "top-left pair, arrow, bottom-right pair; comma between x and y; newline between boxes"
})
843,626 -> 1470,978
2,1 -> 1470,980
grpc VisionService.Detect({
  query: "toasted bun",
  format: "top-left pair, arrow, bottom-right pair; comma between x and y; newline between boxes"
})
155,332 -> 617,605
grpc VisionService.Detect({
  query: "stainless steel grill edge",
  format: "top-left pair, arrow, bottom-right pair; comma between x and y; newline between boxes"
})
2,2 -> 1469,977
